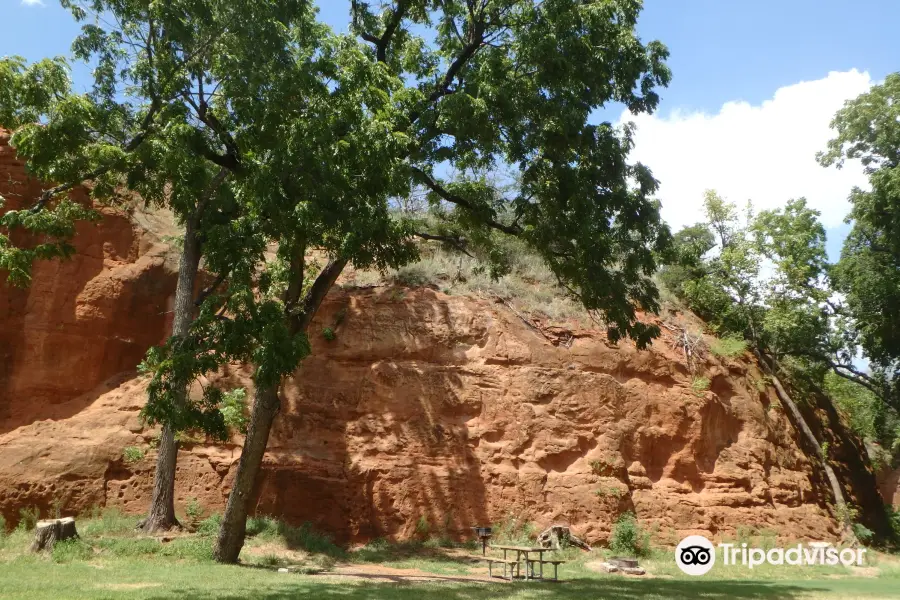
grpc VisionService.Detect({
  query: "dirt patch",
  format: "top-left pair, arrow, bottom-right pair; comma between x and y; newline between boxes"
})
327,563 -> 498,584
241,541 -> 314,564
98,583 -> 162,590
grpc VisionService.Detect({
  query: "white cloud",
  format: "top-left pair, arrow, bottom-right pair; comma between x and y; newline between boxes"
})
21,0 -> 46,6
620,70 -> 873,232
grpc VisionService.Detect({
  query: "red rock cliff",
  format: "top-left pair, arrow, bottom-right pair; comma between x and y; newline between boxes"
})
0,134 -> 890,545
0,132 -> 179,432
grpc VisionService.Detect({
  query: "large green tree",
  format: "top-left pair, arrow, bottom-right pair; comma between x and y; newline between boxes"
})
818,72 -> 900,412
164,0 -> 673,563
3,0 -> 674,560
0,0 -> 315,532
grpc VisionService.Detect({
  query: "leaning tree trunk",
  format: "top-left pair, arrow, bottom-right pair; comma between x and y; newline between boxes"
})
755,350 -> 855,540
213,385 -> 281,563
214,257 -> 347,563
32,518 -> 78,552
139,213 -> 203,533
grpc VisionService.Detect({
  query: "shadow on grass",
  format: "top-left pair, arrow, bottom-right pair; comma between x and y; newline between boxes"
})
350,540 -> 475,565
146,577 -> 827,600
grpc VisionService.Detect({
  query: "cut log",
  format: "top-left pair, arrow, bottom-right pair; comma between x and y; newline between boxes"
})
31,518 -> 79,552
537,525 -> 591,551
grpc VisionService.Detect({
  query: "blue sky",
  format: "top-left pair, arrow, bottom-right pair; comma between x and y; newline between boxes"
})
2,0 -> 896,261
5,1 -> 895,114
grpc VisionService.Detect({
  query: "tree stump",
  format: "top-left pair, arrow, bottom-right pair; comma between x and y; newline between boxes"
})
537,525 -> 591,551
31,518 -> 79,552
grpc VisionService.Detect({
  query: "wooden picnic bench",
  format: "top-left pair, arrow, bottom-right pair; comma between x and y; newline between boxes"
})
490,544 -> 565,581
525,557 -> 567,581
469,555 -> 521,580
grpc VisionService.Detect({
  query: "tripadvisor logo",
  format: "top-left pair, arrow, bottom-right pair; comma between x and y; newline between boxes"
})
676,535 -> 716,576
675,536 -> 867,576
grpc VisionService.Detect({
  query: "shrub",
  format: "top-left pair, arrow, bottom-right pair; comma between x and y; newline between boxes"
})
322,327 -> 336,341
691,376 -> 710,396
733,525 -> 778,550
197,514 -> 222,536
492,514 -> 535,546
246,515 -> 279,539
185,498 -> 204,529
423,534 -> 455,549
608,512 -> 651,557
888,505 -> 900,541
245,516 -> 344,558
123,446 -> 145,464
414,516 -> 430,539
159,537 -> 214,561
220,388 -> 249,434
852,522 -> 874,544
80,507 -> 138,537
314,554 -> 337,571
355,537 -> 391,561
589,457 -> 617,476
17,507 -> 40,531
278,522 -> 345,558
595,485 -> 625,499
750,376 -> 767,393
0,514 -> 6,538
384,240 -> 587,325
710,335 -> 747,358
834,503 -> 875,544
95,537 -> 161,557
52,538 -> 94,563
258,553 -> 283,567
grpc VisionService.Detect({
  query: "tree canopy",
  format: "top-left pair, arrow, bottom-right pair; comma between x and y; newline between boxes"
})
818,73 -> 900,404
661,187 -> 900,467
0,0 -> 676,562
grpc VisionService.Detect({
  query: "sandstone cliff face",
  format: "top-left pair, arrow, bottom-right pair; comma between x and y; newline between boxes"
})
0,134 -> 889,545
0,282 -> 885,544
0,132 -> 179,432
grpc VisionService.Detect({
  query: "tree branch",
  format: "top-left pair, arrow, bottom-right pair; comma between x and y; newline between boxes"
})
352,1 -> 409,62
781,345 -> 883,397
406,13 -> 486,126
292,257 -> 349,334
377,1 -> 408,62
181,92 -> 242,173
282,239 -> 307,309
29,167 -> 108,214
411,166 -> 522,236
194,269 -> 230,307
29,100 -> 161,213
414,231 -> 474,257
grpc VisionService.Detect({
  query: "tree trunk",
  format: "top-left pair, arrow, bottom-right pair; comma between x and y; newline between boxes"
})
537,525 -> 591,551
214,257 -> 348,563
755,350 -> 855,539
139,213 -> 203,533
213,385 -> 280,563
32,518 -> 78,552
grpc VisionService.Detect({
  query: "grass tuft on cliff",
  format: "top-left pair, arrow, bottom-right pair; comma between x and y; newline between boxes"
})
342,238 -> 591,326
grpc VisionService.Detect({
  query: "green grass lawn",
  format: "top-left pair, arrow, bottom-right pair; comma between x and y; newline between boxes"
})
0,511 -> 897,600
2,559 -> 899,600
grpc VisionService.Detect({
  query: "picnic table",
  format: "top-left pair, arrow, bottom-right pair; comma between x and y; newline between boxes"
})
490,544 -> 561,580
